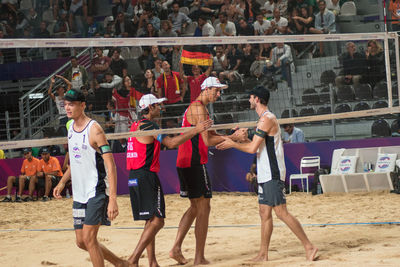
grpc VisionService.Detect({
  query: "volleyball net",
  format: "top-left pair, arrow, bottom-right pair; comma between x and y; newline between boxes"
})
0,32 -> 399,150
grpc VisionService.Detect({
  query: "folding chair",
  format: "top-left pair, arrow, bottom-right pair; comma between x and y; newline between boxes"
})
289,156 -> 320,194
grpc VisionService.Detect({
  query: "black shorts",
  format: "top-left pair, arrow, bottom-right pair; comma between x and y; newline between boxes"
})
37,175 -> 61,188
177,165 -> 212,199
15,176 -> 31,190
258,179 -> 286,207
128,169 -> 166,221
72,193 -> 110,229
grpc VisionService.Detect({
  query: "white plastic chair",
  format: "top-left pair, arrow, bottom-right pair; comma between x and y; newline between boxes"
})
289,156 -> 320,194
340,2 -> 356,16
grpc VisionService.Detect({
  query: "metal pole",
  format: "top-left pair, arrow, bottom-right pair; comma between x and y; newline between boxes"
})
5,111 -> 10,140
383,33 -> 393,107
19,99 -> 25,139
394,33 -> 400,105
329,83 -> 336,140
27,100 -> 32,138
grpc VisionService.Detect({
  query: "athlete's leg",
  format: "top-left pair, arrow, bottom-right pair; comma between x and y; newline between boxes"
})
44,174 -> 52,197
193,196 -> 211,265
18,175 -> 27,196
169,198 -> 198,264
252,203 -> 273,262
145,238 -> 159,267
273,204 -> 318,261
128,216 -> 164,266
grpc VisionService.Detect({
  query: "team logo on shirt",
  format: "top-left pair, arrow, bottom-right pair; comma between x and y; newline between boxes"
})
73,146 -> 81,159
128,178 -> 138,187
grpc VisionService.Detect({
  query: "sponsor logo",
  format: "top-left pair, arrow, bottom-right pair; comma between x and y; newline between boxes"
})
73,208 -> 85,217
379,156 -> 391,161
340,166 -> 350,172
127,152 -> 138,158
180,191 -> 188,196
74,218 -> 83,225
82,144 -> 87,150
378,164 -> 389,169
139,211 -> 150,215
341,159 -> 351,164
128,179 -> 138,186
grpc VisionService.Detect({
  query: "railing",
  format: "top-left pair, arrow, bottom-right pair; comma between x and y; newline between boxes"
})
18,47 -> 92,139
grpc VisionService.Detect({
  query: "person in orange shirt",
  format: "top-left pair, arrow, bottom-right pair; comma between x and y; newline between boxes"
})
1,148 -> 40,203
33,147 -> 63,202
389,0 -> 400,31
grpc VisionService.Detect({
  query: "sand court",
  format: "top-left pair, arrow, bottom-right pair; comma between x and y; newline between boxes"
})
1,192 -> 399,267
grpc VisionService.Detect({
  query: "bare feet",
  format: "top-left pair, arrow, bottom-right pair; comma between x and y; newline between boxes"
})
193,258 -> 210,265
306,247 -> 318,261
169,249 -> 188,265
116,259 -> 134,267
250,254 -> 268,262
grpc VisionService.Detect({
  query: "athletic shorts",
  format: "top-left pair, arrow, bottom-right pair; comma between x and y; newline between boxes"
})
15,176 -> 31,190
258,179 -> 286,207
177,165 -> 212,199
72,193 -> 110,229
37,175 -> 61,188
128,169 -> 166,221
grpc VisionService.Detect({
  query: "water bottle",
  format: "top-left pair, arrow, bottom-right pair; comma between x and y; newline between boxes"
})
317,183 -> 322,194
66,188 -> 71,199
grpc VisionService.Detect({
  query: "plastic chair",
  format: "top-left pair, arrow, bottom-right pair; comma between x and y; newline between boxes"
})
340,1 -> 356,16
302,88 -> 320,105
354,83 -> 373,100
371,119 -> 391,137
289,156 -> 320,194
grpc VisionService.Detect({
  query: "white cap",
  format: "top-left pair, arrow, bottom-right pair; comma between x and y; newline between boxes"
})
200,77 -> 228,90
139,94 -> 166,110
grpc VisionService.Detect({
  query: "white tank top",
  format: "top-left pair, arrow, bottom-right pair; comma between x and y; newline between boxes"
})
68,120 -> 109,203
257,111 -> 286,183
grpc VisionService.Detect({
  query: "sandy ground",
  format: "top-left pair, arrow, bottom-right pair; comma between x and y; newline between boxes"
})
1,191 -> 400,267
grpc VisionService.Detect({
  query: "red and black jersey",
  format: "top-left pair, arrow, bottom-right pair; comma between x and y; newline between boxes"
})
127,119 -> 161,172
176,101 -> 208,168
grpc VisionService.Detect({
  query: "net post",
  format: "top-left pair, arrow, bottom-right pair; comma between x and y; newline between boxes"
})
395,33 -> 400,105
384,32 -> 393,107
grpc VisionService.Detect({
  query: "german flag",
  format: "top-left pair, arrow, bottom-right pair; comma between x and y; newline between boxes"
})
181,45 -> 213,66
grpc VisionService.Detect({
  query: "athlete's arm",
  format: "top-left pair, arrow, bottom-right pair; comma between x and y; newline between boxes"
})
162,119 -> 213,149
216,115 -> 275,153
90,122 -> 119,221
53,165 -> 71,199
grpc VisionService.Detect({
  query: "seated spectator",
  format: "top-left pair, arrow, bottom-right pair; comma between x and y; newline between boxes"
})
34,21 -> 50,38
152,57 -> 164,80
36,147 -> 63,202
168,1 -> 192,35
84,15 -> 105,37
53,9 -> 70,36
326,0 -> 340,16
159,20 -> 178,37
293,6 -> 314,34
220,0 -> 237,21
219,44 -> 243,82
139,22 -> 159,37
275,0 -> 288,19
48,75 -> 71,136
180,62 -> 212,102
335,42 -> 366,87
237,17 -> 254,36
263,43 -> 294,84
258,43 -> 272,61
215,11 -> 236,36
271,8 -> 288,34
26,8 -> 41,31
112,138 -> 128,153
197,15 -> 215,36
310,0 -> 335,34
261,0 -> 275,20
138,6 -> 160,33
156,60 -> 185,104
253,12 -> 271,35
90,47 -> 111,83
110,48 -> 128,78
69,0 -> 86,35
112,0 -> 134,19
63,56 -> 89,90
212,45 -> 228,76
0,148 -> 39,203
15,11 -> 28,38
51,0 -> 69,20
244,0 -> 261,24
239,43 -> 256,78
364,39 -> 385,88
115,11 -> 136,37
282,123 -> 305,143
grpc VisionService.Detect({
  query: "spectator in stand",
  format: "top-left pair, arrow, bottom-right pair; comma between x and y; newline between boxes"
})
98,70 -> 123,89
69,0 -> 87,35
263,42 -> 293,85
112,75 -> 141,133
326,0 -> 340,16
0,148 -> 40,203
282,123 -> 305,143
171,45 -> 182,72
112,0 -> 134,19
220,0 -> 237,21
169,2 -> 192,35
237,17 -> 254,36
180,62 -> 212,102
139,22 -> 159,37
3,11 -> 16,37
159,46 -> 172,64
15,12 -> 28,37
48,75 -> 71,136
244,0 -> 261,24
115,11 -> 136,37
239,43 -> 256,78
156,60 -> 185,105
53,9 -> 70,36
63,56 -> 89,90
254,12 -> 272,35
197,15 -> 215,36
261,0 -> 275,20
34,21 -> 50,38
159,20 -> 178,37
95,70 -> 123,109
389,0 -> 400,31
212,45 -> 228,77
275,0 -> 288,19
36,147 -> 63,202
152,57 -> 164,80
141,69 -> 158,95
220,44 -> 243,82
271,8 -> 288,34
138,6 -> 160,33
51,0 -> 69,20
215,12 -> 236,36
335,42 -> 366,87
83,15 -> 105,37
293,6 -> 314,34
364,39 -> 385,88
110,48 -> 128,78
147,45 -> 165,70
90,47 -> 111,83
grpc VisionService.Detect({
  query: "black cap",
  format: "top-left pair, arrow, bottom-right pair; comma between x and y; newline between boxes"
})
22,147 -> 32,153
40,147 -> 50,154
248,85 -> 270,103
64,89 -> 86,102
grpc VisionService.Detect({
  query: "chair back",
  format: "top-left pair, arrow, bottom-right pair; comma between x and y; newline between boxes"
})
300,156 -> 320,174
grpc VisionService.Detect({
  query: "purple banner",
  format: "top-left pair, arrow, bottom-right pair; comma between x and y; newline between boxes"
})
1,137 -> 400,195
